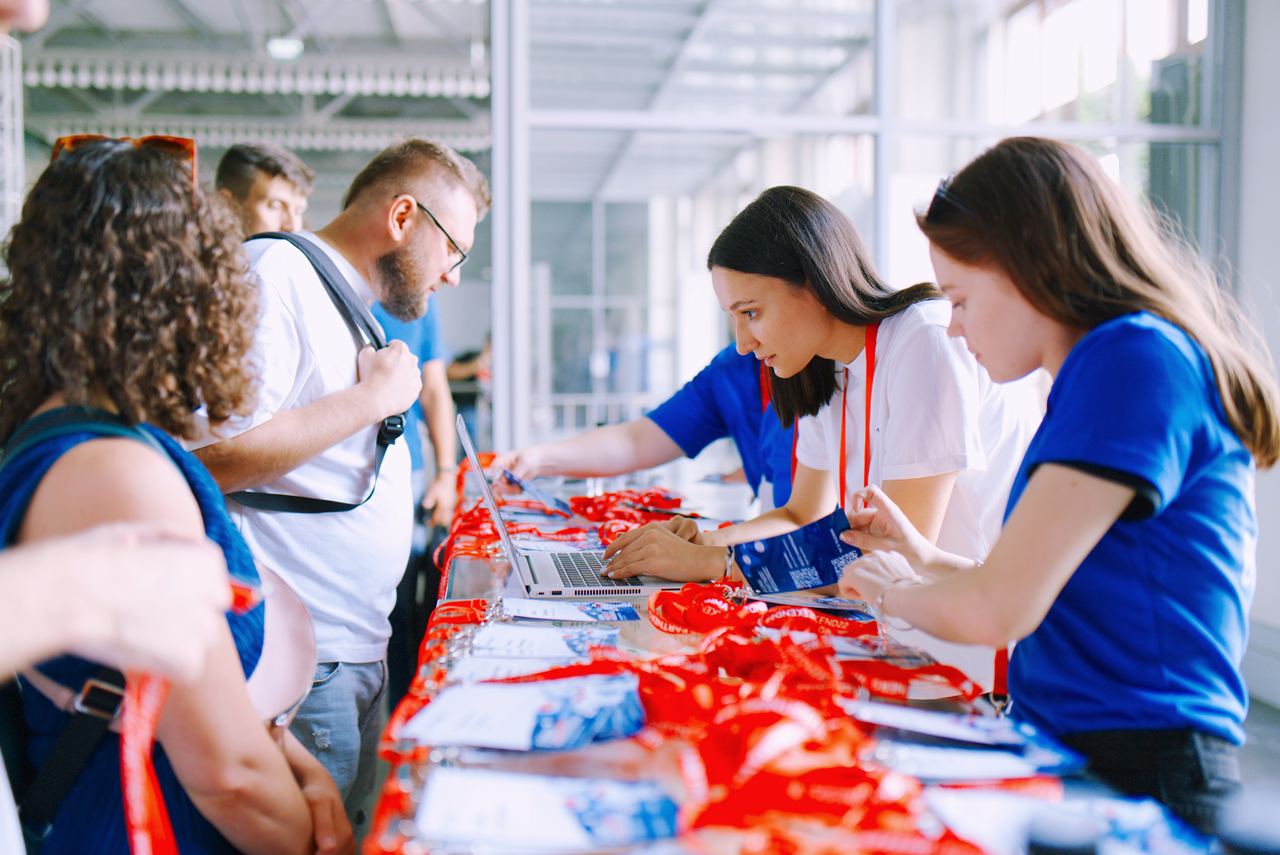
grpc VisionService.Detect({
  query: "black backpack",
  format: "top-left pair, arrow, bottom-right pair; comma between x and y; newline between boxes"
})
229,232 -> 404,514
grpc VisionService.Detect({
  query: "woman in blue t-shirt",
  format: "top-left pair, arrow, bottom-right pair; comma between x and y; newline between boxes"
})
495,345 -> 797,509
838,136 -> 1280,833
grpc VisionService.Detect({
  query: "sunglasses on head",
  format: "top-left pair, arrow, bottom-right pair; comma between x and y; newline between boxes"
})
50,134 -> 198,186
926,174 -> 977,221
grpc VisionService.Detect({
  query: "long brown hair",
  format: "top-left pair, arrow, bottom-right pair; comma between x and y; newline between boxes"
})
919,136 -> 1280,467
708,186 -> 938,427
0,140 -> 258,443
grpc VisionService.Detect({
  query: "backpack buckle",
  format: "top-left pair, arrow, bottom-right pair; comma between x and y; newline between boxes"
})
378,413 -> 405,446
71,678 -> 124,722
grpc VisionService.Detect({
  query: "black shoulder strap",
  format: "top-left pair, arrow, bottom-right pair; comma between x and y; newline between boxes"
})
19,666 -> 125,844
247,231 -> 387,349
230,233 -> 404,514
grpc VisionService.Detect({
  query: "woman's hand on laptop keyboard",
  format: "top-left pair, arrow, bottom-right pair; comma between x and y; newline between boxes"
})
602,519 -> 723,582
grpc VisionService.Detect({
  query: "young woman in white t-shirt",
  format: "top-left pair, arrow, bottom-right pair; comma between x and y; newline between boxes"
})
603,186 -> 1042,687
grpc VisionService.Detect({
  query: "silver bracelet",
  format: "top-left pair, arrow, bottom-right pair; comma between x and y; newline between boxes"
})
874,578 -> 923,631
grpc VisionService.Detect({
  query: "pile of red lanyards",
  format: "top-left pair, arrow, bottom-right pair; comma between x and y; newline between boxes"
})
374,457 -> 1055,855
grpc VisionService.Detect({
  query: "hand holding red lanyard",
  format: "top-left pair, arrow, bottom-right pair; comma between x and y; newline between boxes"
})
121,580 -> 262,855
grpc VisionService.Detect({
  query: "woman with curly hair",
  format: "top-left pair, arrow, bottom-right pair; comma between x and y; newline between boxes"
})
0,139 -> 349,854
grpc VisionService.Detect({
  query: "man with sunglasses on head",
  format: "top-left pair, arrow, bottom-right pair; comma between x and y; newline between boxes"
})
192,139 -> 491,830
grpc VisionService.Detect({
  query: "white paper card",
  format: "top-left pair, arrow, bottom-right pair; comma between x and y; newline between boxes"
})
400,673 -> 643,751
502,597 -> 641,623
470,623 -> 619,658
446,655 -> 577,683
415,768 -> 678,851
841,699 -> 1025,748
871,739 -> 1037,781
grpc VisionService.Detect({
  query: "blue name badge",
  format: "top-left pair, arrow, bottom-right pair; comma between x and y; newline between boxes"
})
733,506 -> 862,594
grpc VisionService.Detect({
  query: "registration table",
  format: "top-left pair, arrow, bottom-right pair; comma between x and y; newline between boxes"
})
363,468 -> 1207,855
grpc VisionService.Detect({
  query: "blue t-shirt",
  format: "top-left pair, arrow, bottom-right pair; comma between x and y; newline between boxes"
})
1006,312 -> 1255,745
648,346 -> 796,506
372,297 -> 446,472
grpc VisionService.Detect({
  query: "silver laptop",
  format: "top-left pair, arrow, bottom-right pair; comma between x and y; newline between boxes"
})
456,414 -> 683,598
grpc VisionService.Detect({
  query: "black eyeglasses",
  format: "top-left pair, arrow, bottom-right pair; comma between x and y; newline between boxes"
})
925,174 -> 977,221
415,200 -> 468,274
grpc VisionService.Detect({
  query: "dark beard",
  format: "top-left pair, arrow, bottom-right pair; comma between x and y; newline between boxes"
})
375,246 -> 428,321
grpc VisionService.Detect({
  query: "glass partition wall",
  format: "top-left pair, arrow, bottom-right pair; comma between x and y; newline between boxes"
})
490,0 -> 1235,452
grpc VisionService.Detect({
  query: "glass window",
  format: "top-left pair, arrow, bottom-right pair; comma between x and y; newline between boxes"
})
511,0 -> 1230,446
886,135 -> 1220,289
894,0 -> 1211,126
523,128 -> 878,441
529,0 -> 876,117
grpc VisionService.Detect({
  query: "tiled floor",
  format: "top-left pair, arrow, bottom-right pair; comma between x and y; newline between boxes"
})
1242,699 -> 1280,789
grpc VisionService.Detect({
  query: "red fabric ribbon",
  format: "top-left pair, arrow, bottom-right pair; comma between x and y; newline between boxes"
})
599,518 -> 641,546
372,448 -> 1006,854
121,579 -> 263,855
568,488 -> 684,524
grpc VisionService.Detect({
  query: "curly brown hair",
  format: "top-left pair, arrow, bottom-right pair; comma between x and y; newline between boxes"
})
0,140 -> 258,443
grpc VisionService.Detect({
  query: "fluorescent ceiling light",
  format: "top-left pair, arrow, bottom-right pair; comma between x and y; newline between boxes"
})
267,38 -> 305,61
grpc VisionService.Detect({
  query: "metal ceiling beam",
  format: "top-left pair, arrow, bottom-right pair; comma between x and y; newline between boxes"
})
530,30 -> 855,49
591,0 -> 723,199
229,0 -> 265,54
23,50 -> 491,99
401,0 -> 468,41
533,2 -> 869,29
59,86 -> 109,114
448,96 -> 481,119
376,0 -> 403,48
532,6 -> 700,30
677,34 -> 874,203
166,0 -> 222,46
24,113 -> 492,152
529,106 -> 1222,142
24,0 -> 118,51
121,89 -> 166,118
311,91 -> 356,121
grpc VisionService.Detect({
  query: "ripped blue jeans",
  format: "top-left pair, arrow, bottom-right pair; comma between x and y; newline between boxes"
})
289,660 -> 387,828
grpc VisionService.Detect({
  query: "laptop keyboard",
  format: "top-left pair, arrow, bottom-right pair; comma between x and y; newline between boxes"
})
551,551 -> 634,587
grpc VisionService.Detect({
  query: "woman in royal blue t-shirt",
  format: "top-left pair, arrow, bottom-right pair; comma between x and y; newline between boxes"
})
837,136 -> 1280,834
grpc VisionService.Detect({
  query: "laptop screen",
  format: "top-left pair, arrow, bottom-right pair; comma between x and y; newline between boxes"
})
455,413 -> 522,568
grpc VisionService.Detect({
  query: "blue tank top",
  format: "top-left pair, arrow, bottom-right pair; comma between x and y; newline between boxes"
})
0,420 -> 265,854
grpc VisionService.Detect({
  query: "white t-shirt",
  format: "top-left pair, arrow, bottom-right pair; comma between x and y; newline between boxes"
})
794,300 -> 1043,689
795,300 -> 1041,559
193,233 -> 413,663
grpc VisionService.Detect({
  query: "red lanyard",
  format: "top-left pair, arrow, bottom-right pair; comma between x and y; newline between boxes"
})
838,322 -> 878,507
122,580 -> 263,855
761,361 -> 799,483
759,362 -> 771,413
